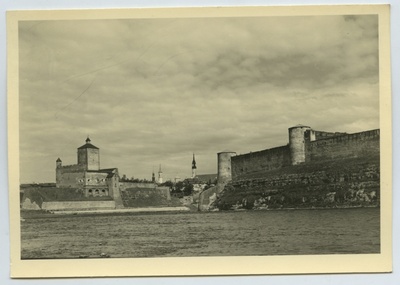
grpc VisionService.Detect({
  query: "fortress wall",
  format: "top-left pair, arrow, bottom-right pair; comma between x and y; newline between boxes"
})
121,187 -> 172,207
60,164 -> 85,172
307,129 -> 380,162
231,145 -> 290,179
119,182 -> 156,191
58,171 -> 85,188
41,200 -> 116,211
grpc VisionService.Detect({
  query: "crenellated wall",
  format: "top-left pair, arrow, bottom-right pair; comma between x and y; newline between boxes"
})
312,130 -> 347,140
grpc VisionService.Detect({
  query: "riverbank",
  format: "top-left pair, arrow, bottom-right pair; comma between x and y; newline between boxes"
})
20,203 -> 379,220
21,206 -> 190,219
51,206 -> 190,215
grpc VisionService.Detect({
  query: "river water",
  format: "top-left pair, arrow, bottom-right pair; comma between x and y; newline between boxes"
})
21,208 -> 380,259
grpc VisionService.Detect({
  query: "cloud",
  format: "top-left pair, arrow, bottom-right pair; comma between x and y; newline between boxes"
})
18,15 -> 380,182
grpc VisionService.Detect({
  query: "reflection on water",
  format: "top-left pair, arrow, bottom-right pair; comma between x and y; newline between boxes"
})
21,208 -> 380,259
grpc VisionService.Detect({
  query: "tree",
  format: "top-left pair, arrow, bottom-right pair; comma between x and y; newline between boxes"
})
162,180 -> 174,188
183,183 -> 194,196
174,181 -> 184,193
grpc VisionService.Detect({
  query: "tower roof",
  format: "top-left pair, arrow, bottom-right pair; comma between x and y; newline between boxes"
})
288,124 -> 311,130
192,153 -> 197,169
78,137 -> 99,149
56,157 -> 62,162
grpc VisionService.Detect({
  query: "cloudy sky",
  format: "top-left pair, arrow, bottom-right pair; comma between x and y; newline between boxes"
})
18,14 -> 379,183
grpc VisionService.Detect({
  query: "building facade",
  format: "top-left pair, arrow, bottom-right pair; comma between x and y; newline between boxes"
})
56,137 -> 120,198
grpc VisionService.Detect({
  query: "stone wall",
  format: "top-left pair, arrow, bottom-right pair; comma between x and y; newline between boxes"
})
231,145 -> 290,179
57,171 -> 85,188
59,164 -> 85,172
306,130 -> 380,162
121,187 -> 174,208
312,130 -> 347,140
119,182 -> 157,191
230,129 -> 379,179
41,200 -> 116,211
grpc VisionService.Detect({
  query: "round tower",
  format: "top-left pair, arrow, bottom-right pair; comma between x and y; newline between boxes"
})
217,151 -> 236,187
288,125 -> 311,165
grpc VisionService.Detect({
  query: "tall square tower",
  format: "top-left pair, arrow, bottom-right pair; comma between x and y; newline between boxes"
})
77,137 -> 100,171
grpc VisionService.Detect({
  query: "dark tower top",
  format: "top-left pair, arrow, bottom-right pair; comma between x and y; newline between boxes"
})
78,136 -> 99,149
152,170 -> 155,182
56,157 -> 62,168
192,153 -> 197,169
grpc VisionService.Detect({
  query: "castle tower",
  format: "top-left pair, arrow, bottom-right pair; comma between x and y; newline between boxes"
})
217,151 -> 236,189
191,153 -> 197,178
288,125 -> 311,165
158,164 -> 163,184
77,137 -> 100,171
56,158 -> 62,186
152,169 -> 155,183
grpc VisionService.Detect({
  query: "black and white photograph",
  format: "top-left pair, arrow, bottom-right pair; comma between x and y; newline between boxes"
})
7,5 -> 392,278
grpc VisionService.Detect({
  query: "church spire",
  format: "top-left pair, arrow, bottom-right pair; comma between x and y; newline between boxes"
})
192,153 -> 197,169
191,153 -> 197,178
158,164 -> 163,184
